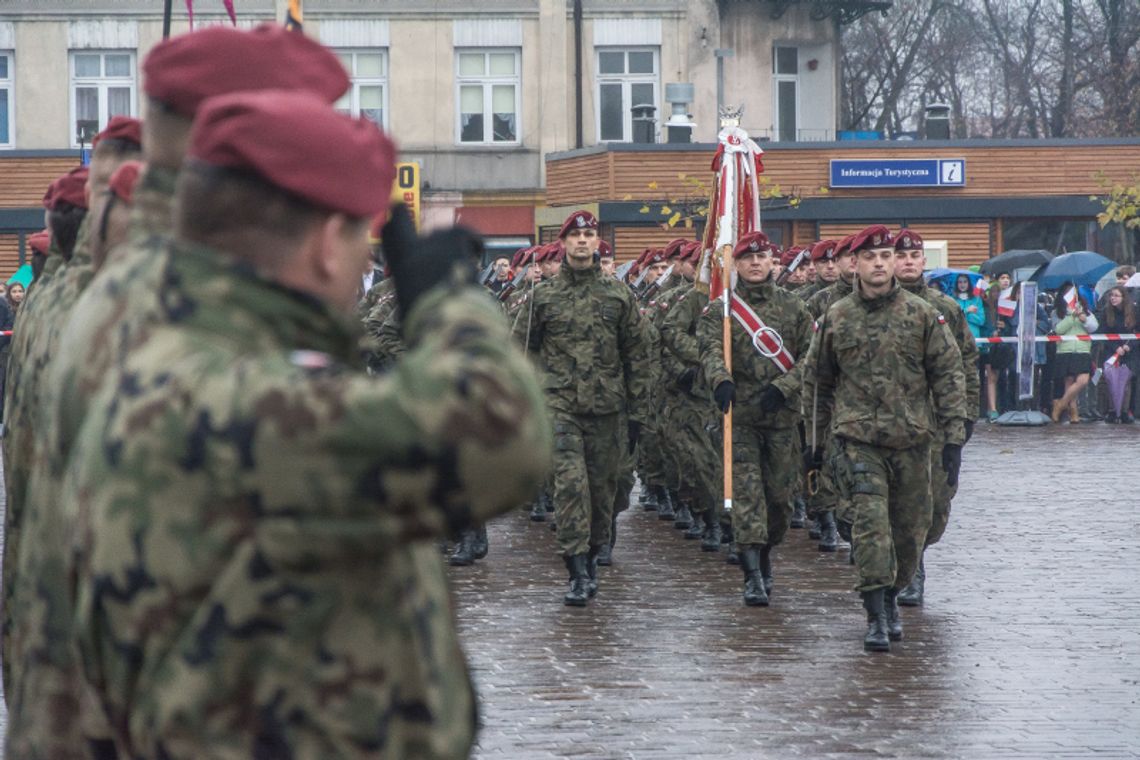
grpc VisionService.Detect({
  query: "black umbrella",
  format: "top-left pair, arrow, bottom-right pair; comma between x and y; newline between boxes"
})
979,249 -> 1053,276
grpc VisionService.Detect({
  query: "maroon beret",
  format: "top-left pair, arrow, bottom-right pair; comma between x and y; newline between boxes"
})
849,225 -> 895,254
597,239 -> 613,258
511,246 -> 534,268
834,235 -> 856,258
108,160 -> 143,204
644,248 -> 667,266
27,230 -> 51,256
92,116 -> 142,149
535,242 -> 563,264
810,240 -> 838,262
558,210 -> 598,239
664,238 -> 688,260
189,91 -> 397,219
895,229 -> 924,251
679,241 -> 702,264
45,166 -> 89,211
732,231 -> 772,259
144,24 -> 349,117
780,246 -> 803,267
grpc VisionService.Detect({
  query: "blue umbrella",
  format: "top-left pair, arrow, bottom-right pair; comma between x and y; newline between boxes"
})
1031,250 -> 1116,290
924,267 -> 984,297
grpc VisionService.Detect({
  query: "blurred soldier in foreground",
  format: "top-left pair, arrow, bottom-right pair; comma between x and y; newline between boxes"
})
65,90 -> 550,759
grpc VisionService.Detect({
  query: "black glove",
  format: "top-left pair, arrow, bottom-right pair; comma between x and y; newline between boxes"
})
627,421 -> 641,454
964,420 -> 975,444
802,446 -> 823,473
941,443 -> 962,488
713,380 -> 735,414
383,204 -> 483,320
676,367 -> 697,393
759,384 -> 786,414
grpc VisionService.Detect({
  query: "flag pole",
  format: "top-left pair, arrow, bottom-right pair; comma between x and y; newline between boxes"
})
162,0 -> 173,38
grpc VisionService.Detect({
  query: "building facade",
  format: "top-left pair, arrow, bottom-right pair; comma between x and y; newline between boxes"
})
0,0 -> 861,276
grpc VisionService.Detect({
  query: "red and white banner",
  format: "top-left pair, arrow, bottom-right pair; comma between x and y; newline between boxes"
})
997,288 -> 1017,318
977,333 -> 1140,344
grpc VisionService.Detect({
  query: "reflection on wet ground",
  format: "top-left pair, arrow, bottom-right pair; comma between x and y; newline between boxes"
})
452,424 -> 1140,758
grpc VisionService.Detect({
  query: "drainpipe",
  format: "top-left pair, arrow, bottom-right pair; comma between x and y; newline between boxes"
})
574,0 -> 583,148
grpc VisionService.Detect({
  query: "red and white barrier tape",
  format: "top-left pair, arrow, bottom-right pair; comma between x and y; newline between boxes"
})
976,333 -> 1140,344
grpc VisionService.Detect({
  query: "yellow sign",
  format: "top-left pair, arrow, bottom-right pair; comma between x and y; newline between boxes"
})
392,162 -> 421,230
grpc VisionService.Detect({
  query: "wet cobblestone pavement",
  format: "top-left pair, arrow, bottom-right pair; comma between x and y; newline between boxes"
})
451,424 -> 1140,759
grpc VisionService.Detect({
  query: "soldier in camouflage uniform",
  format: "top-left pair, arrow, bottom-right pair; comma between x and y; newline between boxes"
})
26,27 -> 353,756
803,225 -> 966,652
4,132 -> 142,757
632,248 -> 676,518
659,242 -> 726,551
65,90 -> 551,760
1,165 -> 89,720
892,230 -> 979,606
699,232 -> 813,606
515,210 -> 651,606
803,237 -> 855,552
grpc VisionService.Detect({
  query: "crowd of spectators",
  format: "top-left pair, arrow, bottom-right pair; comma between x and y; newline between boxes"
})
953,264 -> 1138,424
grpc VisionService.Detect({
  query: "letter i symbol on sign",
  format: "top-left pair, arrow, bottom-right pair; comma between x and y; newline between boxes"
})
940,160 -> 963,185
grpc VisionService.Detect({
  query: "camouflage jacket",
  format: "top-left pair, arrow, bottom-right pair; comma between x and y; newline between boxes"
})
361,279 -> 398,372
804,276 -> 853,320
698,276 -> 813,428
515,262 -> 651,422
647,278 -> 693,390
355,275 -> 390,322
804,279 -> 967,449
2,217 -> 91,697
658,284 -> 715,401
65,240 -> 551,760
902,279 -> 981,421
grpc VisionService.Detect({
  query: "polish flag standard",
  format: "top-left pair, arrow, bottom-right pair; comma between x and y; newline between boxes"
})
997,288 -> 1017,318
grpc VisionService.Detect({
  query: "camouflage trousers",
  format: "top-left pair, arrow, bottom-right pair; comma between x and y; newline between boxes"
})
926,436 -> 958,547
728,419 -> 797,548
635,399 -> 670,490
833,438 -> 932,593
552,411 -> 622,556
613,409 -> 636,518
661,391 -> 721,518
808,433 -> 849,520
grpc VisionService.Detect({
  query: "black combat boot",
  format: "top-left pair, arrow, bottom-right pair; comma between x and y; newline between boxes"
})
656,486 -> 675,520
884,588 -> 903,641
759,544 -> 774,596
790,496 -> 807,529
472,525 -> 488,560
818,510 -> 839,552
448,531 -> 477,566
673,500 -> 693,530
529,497 -> 546,522
685,510 -> 706,540
701,512 -> 722,551
898,557 -> 925,607
586,548 -> 600,598
861,589 -> 891,652
740,546 -> 769,606
563,554 -> 590,606
596,513 -> 617,566
808,516 -> 822,540
640,483 -> 659,511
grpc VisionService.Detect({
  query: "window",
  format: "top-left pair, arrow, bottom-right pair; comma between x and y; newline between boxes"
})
456,49 -> 519,145
596,48 -> 658,143
70,50 -> 136,146
0,52 -> 11,147
772,46 -> 798,142
334,50 -> 388,129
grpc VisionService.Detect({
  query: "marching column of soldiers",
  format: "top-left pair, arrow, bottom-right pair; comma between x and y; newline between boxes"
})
442,213 -> 970,656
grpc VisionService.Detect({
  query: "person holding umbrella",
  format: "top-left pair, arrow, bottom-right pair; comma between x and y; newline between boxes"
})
1095,286 -> 1137,423
1050,280 -> 1098,423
